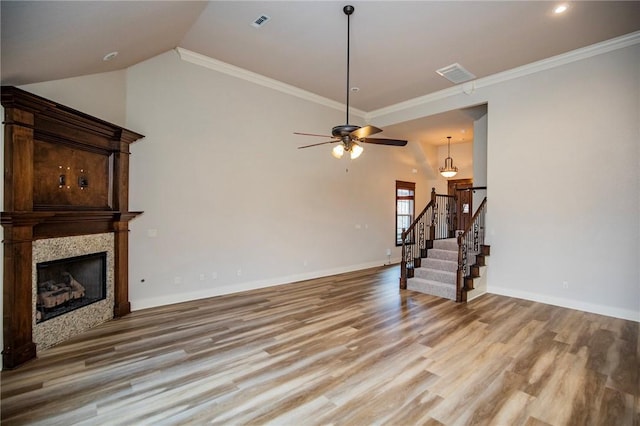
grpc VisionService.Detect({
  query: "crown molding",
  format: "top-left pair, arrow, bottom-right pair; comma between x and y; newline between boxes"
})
175,47 -> 366,119
177,30 -> 639,124
366,30 -> 640,121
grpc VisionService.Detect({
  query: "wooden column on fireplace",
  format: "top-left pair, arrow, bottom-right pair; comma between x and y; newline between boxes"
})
1,87 -> 144,369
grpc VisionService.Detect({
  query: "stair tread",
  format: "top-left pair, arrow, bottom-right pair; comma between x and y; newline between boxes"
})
416,267 -> 456,276
425,257 -> 457,264
429,248 -> 457,253
408,277 -> 455,287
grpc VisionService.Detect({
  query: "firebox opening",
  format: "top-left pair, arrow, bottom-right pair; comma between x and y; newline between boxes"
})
36,252 -> 107,323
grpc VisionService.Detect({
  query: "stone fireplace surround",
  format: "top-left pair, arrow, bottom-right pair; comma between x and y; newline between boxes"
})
1,87 -> 144,368
32,233 -> 114,350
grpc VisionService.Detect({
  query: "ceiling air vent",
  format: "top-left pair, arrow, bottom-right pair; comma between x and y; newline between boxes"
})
436,63 -> 476,84
251,15 -> 271,28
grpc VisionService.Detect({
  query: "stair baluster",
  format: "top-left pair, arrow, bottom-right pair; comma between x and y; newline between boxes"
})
400,188 -> 456,289
434,193 -> 456,239
400,200 -> 434,289
456,197 -> 488,302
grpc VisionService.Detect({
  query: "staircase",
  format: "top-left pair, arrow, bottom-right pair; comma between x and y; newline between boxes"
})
407,238 -> 458,300
399,189 -> 489,302
407,237 -> 490,301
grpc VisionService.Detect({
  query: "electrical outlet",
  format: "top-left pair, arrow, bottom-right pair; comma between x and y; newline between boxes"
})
237,269 -> 242,277
174,276 -> 182,285
562,281 -> 569,289
199,274 -> 205,281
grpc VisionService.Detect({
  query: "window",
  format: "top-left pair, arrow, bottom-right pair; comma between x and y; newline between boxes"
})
396,180 -> 415,246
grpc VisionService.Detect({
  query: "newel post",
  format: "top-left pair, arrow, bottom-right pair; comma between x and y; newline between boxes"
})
429,188 -> 436,241
456,233 -> 465,303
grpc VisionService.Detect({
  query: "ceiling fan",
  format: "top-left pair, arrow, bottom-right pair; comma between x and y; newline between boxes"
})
295,5 -> 407,159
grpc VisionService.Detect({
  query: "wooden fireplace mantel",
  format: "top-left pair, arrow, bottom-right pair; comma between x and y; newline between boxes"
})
1,86 -> 144,369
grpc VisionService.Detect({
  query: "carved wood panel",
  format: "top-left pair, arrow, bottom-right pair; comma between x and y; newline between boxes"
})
33,140 -> 111,210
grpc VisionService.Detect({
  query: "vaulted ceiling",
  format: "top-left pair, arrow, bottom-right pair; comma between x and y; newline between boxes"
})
2,1 -> 639,145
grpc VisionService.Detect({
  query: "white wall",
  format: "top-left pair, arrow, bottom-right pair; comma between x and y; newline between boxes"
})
473,113 -> 488,210
20,70 -> 127,127
374,43 -> 640,321
125,50 -> 429,309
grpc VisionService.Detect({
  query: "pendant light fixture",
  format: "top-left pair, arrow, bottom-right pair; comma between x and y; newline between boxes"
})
439,136 -> 458,178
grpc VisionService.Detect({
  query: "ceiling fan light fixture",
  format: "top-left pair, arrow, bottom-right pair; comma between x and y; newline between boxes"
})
439,136 -> 458,178
554,4 -> 568,14
332,144 -> 345,159
294,5 -> 407,157
350,143 -> 363,159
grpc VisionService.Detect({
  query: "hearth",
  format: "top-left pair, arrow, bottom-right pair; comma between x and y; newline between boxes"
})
36,252 -> 107,323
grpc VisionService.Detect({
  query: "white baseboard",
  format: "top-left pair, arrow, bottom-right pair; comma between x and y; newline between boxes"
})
488,286 -> 639,322
131,258 -> 399,311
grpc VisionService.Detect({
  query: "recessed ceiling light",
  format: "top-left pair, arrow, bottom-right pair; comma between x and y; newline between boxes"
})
554,4 -> 568,14
103,51 -> 118,62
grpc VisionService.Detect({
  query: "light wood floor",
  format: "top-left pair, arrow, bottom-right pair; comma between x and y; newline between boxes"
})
1,266 -> 638,425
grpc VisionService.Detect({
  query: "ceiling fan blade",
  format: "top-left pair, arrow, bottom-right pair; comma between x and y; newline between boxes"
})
298,140 -> 338,149
350,125 -> 382,139
294,132 -> 334,138
361,138 -> 408,146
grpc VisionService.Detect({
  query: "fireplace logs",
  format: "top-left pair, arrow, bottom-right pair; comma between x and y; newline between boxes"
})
37,272 -> 86,310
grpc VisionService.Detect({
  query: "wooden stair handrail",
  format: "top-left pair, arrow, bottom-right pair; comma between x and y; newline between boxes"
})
459,197 -> 488,238
401,200 -> 434,241
455,186 -> 487,193
400,199 -> 436,289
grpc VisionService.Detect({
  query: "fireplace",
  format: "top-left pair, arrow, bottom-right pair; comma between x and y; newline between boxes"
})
1,86 -> 144,368
36,252 -> 107,323
32,233 -> 115,350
